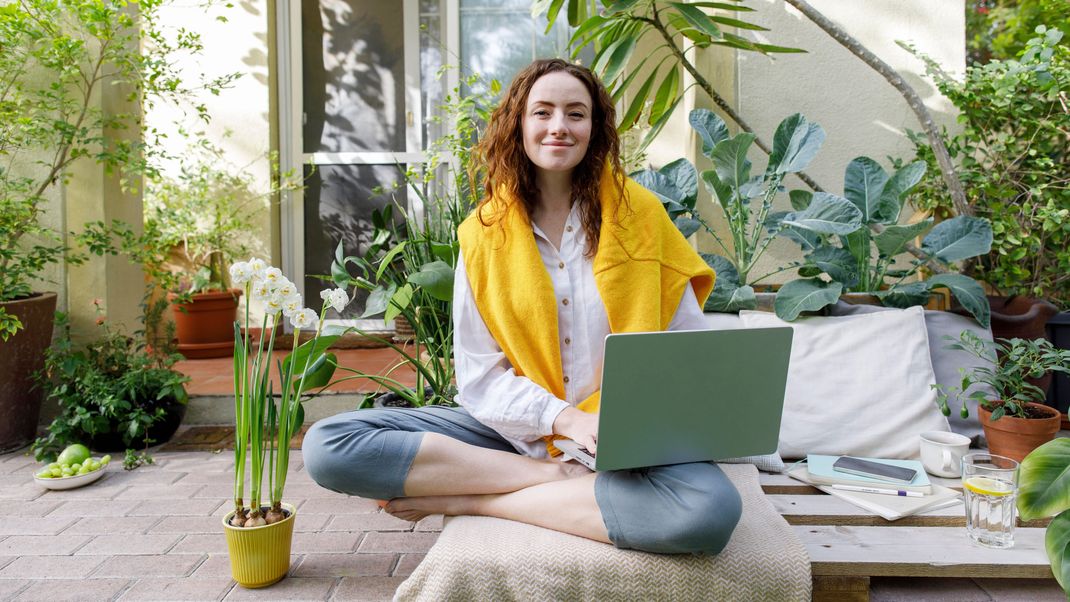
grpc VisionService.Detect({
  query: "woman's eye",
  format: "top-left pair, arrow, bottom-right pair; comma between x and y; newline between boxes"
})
570,113 -> 586,119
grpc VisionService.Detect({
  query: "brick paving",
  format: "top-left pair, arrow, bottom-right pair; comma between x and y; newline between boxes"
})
0,448 -> 437,601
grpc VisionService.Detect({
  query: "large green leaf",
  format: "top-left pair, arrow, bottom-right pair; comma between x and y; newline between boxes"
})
921,216 -> 993,263
361,284 -> 396,318
767,113 -> 825,176
775,278 -> 843,321
710,133 -> 755,189
709,15 -> 768,31
873,219 -> 934,258
660,158 -> 698,209
406,260 -> 454,301
700,169 -> 734,212
875,160 -> 926,224
292,351 -> 337,395
900,274 -> 989,328
281,335 -> 341,383
596,35 -> 638,87
632,169 -> 686,208
1045,511 -> 1070,592
374,242 -> 407,281
1018,438 -> 1070,521
843,156 -> 889,224
385,283 -> 414,323
707,284 -> 757,313
689,109 -> 730,158
877,281 -> 932,308
806,247 -> 859,287
674,216 -> 701,238
782,192 -> 863,235
701,253 -> 740,287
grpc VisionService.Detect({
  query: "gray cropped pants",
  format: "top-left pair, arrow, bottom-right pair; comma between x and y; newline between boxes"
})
302,405 -> 742,555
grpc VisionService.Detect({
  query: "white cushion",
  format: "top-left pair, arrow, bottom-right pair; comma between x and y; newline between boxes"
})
827,301 -> 993,444
739,306 -> 951,459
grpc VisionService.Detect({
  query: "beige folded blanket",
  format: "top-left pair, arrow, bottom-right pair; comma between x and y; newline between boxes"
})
395,464 -> 811,601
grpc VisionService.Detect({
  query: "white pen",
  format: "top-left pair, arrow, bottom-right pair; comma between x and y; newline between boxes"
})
831,484 -> 924,497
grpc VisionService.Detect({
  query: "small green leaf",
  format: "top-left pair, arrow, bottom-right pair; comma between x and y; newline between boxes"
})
619,68 -> 659,130
843,156 -> 889,224
709,133 -> 755,189
659,158 -> 698,208
668,2 -> 724,39
385,284 -> 414,323
789,189 -> 813,211
406,260 -> 454,301
767,113 -> 825,176
806,247 -> 859,287
873,219 -> 934,258
649,66 -> 680,126
361,284 -> 396,318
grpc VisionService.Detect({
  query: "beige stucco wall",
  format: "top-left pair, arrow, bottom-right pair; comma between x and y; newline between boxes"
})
643,0 -> 965,284
143,0 -> 276,320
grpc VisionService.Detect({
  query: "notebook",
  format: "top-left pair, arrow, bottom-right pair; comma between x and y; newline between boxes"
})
805,454 -> 932,494
788,465 -> 961,521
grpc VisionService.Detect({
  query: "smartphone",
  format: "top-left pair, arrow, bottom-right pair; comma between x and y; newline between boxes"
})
832,456 -> 918,484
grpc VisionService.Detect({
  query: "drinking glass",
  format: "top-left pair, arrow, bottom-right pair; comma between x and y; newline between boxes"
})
961,453 -> 1019,549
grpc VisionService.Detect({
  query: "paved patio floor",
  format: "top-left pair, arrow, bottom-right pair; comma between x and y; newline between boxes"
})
4,444 -> 1065,601
0,448 -> 435,601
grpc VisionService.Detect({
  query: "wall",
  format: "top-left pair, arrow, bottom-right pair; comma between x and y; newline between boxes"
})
643,0 -> 965,284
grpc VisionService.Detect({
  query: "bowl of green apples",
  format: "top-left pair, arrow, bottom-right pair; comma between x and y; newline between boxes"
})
33,444 -> 112,490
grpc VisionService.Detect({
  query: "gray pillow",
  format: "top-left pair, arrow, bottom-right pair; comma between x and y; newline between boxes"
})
828,300 -> 993,446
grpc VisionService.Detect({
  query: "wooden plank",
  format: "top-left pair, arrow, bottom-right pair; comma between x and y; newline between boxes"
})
760,472 -> 962,493
770,494 -> 1050,528
812,576 -> 869,602
797,525 -> 1054,579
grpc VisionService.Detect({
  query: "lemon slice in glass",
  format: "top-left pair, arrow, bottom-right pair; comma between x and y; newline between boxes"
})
963,476 -> 1014,496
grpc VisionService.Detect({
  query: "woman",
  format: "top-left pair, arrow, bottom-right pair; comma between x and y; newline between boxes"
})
303,59 -> 741,554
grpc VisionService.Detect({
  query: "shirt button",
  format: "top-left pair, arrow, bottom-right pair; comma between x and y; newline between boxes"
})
564,337 -> 571,345
563,376 -> 570,383
562,298 -> 569,306
558,261 -> 565,269
566,225 -> 574,233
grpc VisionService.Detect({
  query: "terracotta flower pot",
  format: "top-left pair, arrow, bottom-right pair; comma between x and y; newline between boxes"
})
169,289 -> 242,359
979,402 -> 1061,462
0,292 -> 58,452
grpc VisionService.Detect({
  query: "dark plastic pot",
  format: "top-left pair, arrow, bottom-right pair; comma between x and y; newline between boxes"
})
1046,311 -> 1070,417
85,398 -> 187,452
0,292 -> 58,452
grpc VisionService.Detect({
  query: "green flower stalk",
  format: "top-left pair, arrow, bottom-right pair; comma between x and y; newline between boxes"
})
229,260 -> 343,528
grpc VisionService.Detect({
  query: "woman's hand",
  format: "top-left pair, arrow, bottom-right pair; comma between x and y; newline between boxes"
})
553,407 -> 599,454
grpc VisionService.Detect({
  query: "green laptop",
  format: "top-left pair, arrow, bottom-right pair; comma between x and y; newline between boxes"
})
555,327 -> 793,472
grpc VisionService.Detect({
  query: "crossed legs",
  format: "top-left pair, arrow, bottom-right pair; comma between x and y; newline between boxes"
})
385,432 -> 609,543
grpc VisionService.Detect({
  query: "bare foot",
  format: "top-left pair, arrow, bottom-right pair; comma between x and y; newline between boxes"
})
383,495 -> 479,522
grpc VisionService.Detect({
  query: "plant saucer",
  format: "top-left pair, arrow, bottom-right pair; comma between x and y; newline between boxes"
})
33,467 -> 107,490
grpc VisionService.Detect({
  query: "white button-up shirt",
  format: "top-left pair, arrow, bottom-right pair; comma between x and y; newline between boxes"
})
453,203 -> 709,458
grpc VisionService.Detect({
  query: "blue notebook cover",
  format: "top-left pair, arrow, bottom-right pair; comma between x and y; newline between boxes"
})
805,454 -> 931,491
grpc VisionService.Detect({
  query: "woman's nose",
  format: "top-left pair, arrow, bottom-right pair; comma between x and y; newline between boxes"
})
548,112 -> 568,135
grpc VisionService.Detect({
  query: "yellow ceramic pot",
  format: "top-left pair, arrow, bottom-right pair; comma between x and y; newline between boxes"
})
222,503 -> 296,588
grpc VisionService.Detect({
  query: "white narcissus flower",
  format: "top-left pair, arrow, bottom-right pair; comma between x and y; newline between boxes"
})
275,281 -> 297,300
281,293 -> 303,317
264,296 -> 284,315
262,267 -> 284,285
290,308 -> 317,329
252,280 -> 274,302
326,288 -> 349,313
248,258 -> 268,280
229,262 -> 252,286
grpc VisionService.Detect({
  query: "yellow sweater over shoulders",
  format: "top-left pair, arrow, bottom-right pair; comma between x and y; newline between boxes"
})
457,169 -> 715,455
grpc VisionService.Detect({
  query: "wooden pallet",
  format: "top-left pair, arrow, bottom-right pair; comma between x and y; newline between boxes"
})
759,473 -> 1055,601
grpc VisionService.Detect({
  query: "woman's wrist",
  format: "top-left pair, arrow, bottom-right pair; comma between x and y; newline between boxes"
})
552,406 -> 580,437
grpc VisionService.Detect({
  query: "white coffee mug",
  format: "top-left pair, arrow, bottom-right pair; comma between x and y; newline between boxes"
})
919,431 -> 972,478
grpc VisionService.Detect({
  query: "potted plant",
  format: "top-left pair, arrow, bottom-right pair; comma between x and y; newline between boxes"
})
906,28 -> 1069,340
223,258 -> 344,588
30,302 -> 190,461
0,0 -> 228,451
1017,438 -> 1070,596
639,109 -> 993,325
774,156 -> 992,326
934,330 -> 1070,461
633,109 -> 850,313
145,139 -> 301,359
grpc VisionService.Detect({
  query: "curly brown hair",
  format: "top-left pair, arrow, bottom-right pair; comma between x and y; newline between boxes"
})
472,58 -> 623,257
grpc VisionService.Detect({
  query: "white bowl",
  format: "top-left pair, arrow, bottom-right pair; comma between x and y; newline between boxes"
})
33,466 -> 107,490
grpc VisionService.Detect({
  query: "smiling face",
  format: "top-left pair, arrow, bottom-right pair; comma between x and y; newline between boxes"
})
521,71 -> 593,180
